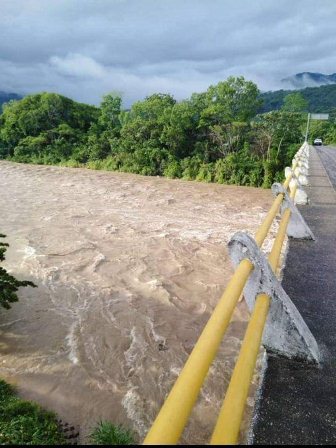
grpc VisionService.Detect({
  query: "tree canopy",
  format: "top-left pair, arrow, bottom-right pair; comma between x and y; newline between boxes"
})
0,77 -> 316,188
282,92 -> 308,112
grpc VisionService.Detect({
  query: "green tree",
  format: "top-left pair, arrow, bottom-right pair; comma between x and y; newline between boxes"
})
0,79 -> 305,189
0,93 -> 99,158
252,111 -> 303,160
208,121 -> 249,157
200,76 -> 262,127
119,94 -> 176,152
197,77 -> 261,160
98,94 -> 122,133
160,100 -> 198,158
282,92 -> 308,112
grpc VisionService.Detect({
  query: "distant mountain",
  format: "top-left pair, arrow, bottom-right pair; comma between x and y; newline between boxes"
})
260,83 -> 336,114
281,72 -> 336,89
0,91 -> 22,109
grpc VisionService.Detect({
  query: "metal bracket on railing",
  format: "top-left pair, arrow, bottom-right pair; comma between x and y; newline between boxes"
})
290,169 -> 302,187
284,169 -> 310,206
228,232 -> 320,363
271,183 -> 315,240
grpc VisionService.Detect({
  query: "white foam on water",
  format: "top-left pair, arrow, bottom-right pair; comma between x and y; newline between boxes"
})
121,387 -> 148,437
91,253 -> 106,271
0,318 -> 24,328
147,317 -> 166,346
124,327 -> 148,368
170,366 -> 182,376
146,279 -> 162,290
20,245 -> 36,259
65,322 -> 79,365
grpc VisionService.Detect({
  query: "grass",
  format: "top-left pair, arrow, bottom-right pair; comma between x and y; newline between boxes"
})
0,379 -> 66,445
90,421 -> 135,445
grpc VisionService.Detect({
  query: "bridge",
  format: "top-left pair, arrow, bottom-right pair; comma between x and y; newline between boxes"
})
143,144 -> 336,445
253,145 -> 336,445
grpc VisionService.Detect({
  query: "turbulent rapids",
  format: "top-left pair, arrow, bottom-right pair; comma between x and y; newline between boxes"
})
0,161 -> 277,443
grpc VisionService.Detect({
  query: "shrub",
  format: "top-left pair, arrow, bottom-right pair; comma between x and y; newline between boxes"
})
262,159 -> 279,188
87,160 -> 104,170
214,157 -> 235,184
248,162 -> 264,187
181,156 -> 203,180
0,380 -> 65,445
196,163 -> 214,182
163,159 -> 182,178
100,156 -> 120,171
90,421 -> 135,445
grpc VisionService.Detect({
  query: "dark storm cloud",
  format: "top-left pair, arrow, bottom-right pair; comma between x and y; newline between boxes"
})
1,0 -> 336,105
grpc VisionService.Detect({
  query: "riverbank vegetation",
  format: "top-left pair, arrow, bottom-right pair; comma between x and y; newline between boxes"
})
1,77 -> 335,187
90,421 -> 135,445
0,234 -> 36,309
0,380 -> 66,445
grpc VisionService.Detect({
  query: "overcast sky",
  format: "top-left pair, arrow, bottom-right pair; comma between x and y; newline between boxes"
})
1,0 -> 336,106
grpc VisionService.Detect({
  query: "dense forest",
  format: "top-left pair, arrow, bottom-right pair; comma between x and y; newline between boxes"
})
1,77 -> 335,188
260,83 -> 336,115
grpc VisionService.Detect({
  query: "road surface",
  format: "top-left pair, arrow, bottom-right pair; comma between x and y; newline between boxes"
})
253,145 -> 336,444
316,145 -> 336,187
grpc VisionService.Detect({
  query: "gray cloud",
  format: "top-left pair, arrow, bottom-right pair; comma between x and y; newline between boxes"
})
1,0 -> 336,106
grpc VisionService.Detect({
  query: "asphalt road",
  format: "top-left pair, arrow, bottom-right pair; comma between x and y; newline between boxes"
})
315,145 -> 336,187
253,145 -> 336,444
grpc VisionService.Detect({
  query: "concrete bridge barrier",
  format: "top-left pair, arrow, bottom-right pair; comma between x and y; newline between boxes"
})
143,142 -> 320,445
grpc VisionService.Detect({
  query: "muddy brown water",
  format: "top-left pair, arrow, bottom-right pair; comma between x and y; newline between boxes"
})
0,161 -> 277,444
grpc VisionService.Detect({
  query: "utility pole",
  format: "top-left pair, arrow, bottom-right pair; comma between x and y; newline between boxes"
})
305,113 -> 329,142
305,113 -> 311,142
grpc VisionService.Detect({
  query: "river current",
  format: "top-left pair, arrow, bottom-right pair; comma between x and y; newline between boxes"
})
0,161 -> 277,443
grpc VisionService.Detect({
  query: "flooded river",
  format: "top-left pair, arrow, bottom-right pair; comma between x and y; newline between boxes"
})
0,161 -> 276,443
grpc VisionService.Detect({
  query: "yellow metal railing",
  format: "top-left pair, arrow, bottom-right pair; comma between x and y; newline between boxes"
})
210,185 -> 297,445
143,146 -> 305,445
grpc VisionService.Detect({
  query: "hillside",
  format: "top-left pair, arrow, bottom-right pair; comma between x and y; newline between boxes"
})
281,72 -> 336,89
260,84 -> 336,114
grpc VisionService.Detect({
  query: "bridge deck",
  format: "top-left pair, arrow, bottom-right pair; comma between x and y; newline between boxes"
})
252,146 -> 336,444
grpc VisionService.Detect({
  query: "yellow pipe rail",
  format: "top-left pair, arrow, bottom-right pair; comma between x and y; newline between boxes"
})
210,292 -> 270,445
143,159 -> 300,445
210,185 -> 297,445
